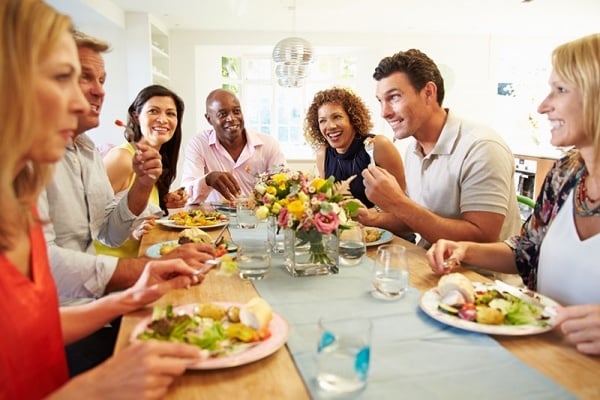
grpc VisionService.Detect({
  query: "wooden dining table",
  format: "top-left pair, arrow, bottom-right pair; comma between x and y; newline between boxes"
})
114,224 -> 600,400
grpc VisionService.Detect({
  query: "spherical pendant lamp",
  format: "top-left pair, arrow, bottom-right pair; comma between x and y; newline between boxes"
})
272,2 -> 313,87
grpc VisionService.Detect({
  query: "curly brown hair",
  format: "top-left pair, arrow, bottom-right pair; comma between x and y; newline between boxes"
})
304,87 -> 373,148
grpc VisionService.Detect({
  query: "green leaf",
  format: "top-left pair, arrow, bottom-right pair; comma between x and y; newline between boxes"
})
344,200 -> 360,218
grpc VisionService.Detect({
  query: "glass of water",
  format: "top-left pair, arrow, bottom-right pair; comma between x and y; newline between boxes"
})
236,240 -> 271,280
316,317 -> 371,396
338,224 -> 366,266
371,244 -> 409,300
235,197 -> 257,229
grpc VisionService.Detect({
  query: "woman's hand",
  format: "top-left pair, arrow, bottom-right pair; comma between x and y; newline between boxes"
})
132,142 -> 162,183
555,304 -> 600,355
60,341 -> 202,400
165,187 -> 189,209
426,239 -> 465,275
125,259 -> 204,308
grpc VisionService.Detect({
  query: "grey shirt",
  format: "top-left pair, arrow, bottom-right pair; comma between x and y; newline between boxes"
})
404,110 -> 521,248
38,134 -> 138,304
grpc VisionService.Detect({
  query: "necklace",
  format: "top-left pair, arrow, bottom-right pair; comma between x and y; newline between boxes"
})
574,172 -> 600,217
580,172 -> 600,202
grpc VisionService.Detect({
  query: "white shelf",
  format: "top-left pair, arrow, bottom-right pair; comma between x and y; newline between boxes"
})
152,45 -> 169,59
150,22 -> 170,85
125,13 -> 171,95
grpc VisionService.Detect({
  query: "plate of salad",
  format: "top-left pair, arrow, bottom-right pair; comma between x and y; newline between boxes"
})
131,302 -> 289,369
419,281 -> 560,336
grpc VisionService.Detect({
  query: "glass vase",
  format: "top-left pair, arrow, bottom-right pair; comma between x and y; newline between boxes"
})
267,215 -> 285,254
283,228 -> 339,277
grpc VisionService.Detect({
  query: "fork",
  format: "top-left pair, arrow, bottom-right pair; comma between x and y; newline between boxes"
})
192,259 -> 220,275
212,224 -> 229,246
442,257 -> 460,273
364,137 -> 375,165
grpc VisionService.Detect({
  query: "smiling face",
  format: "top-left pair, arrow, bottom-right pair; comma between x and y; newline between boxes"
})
318,102 -> 356,153
136,95 -> 178,148
205,91 -> 245,143
29,32 -> 87,164
75,46 -> 106,135
537,69 -> 587,149
375,71 -> 430,141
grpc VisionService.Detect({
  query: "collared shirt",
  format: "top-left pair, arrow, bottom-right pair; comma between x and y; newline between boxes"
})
38,134 -> 138,304
182,129 -> 287,204
404,109 -> 522,248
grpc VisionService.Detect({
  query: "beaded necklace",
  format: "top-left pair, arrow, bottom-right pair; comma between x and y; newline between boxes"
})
574,171 -> 600,217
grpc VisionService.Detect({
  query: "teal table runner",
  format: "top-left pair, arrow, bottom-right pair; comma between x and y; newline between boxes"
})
230,225 -> 574,399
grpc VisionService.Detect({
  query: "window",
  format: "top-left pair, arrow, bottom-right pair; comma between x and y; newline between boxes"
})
220,53 -> 358,159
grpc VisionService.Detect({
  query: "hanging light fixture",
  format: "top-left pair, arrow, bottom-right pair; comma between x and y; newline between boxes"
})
272,0 -> 313,88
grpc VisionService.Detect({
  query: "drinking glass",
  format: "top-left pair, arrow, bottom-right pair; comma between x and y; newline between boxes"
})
371,244 -> 409,300
236,197 -> 257,229
316,317 -> 371,395
236,240 -> 271,280
338,224 -> 366,266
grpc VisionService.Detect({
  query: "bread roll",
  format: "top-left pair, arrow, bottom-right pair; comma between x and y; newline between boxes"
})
178,227 -> 212,244
438,273 -> 475,304
239,297 -> 272,332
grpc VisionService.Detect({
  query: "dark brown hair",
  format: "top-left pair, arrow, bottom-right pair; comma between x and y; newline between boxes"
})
127,84 -> 185,213
373,49 -> 445,105
304,87 -> 373,148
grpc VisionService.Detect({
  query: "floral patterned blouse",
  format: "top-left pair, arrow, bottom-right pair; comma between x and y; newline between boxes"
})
505,151 -> 585,290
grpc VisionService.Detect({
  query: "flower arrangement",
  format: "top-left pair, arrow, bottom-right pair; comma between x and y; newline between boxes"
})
252,168 -> 358,265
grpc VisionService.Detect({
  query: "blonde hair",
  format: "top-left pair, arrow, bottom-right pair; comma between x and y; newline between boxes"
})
0,0 -> 73,251
73,30 -> 110,53
552,33 -> 600,164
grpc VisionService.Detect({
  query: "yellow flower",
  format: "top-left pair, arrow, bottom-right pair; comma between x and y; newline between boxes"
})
297,191 -> 309,203
287,199 -> 305,220
272,173 -> 288,185
255,205 -> 270,220
272,202 -> 282,214
311,178 -> 327,191
266,185 -> 277,195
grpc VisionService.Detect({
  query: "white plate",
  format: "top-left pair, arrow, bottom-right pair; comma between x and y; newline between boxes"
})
145,240 -> 179,258
209,202 -> 237,213
146,240 -> 238,258
130,302 -> 289,369
419,282 -> 559,336
156,218 -> 229,230
365,229 -> 393,247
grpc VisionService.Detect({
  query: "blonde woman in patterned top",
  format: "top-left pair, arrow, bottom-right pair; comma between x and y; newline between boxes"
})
426,33 -> 600,356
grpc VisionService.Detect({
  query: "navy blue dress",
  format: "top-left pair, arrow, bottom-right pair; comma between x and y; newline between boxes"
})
324,135 -> 374,208
324,134 -> 416,243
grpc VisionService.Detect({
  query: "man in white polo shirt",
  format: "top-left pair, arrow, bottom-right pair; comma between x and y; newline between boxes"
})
359,49 -> 521,250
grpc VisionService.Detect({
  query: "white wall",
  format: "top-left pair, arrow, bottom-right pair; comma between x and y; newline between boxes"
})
46,0 -> 586,186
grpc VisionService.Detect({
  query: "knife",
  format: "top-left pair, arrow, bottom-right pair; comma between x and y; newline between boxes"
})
493,280 -> 557,316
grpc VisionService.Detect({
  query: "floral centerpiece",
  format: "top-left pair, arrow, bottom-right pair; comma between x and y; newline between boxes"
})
251,167 -> 358,274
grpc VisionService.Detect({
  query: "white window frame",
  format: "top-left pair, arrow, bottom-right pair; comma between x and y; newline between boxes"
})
220,52 -> 358,160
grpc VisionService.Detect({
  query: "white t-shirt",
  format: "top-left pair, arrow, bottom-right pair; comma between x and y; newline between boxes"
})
538,191 -> 600,306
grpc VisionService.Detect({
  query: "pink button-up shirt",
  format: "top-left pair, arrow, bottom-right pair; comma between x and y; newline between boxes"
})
182,129 -> 287,204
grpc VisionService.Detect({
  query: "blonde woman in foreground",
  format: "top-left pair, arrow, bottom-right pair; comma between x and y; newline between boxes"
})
0,0 -> 208,398
427,33 -> 600,356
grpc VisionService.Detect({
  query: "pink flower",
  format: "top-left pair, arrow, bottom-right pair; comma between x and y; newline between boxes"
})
278,208 -> 289,227
313,211 -> 339,234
